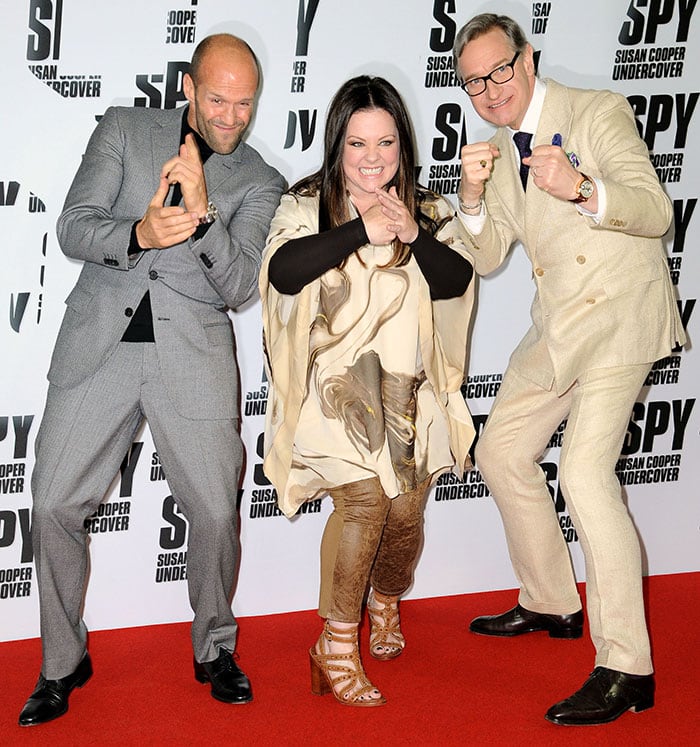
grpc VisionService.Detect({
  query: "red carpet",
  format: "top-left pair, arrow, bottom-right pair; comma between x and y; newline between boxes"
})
2,572 -> 698,745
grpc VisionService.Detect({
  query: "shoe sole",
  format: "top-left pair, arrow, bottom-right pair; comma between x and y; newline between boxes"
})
195,672 -> 253,704
469,626 -> 583,639
545,699 -> 654,726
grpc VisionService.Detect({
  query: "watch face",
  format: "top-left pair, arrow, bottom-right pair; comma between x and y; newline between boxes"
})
579,179 -> 594,199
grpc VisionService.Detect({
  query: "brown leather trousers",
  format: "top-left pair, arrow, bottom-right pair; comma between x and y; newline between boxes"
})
318,476 -> 430,623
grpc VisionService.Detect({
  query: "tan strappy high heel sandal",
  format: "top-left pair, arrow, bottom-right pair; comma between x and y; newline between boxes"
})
309,621 -> 386,707
367,589 -> 405,661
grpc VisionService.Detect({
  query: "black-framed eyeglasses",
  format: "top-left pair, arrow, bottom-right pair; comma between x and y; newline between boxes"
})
460,51 -> 521,97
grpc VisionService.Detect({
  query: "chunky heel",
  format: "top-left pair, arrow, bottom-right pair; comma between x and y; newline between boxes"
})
309,651 -> 331,696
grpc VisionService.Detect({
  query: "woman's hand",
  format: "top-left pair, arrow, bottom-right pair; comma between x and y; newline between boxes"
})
360,202 -> 397,245
375,187 -> 419,243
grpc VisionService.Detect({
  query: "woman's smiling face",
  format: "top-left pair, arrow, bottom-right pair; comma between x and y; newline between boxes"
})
342,108 -> 399,202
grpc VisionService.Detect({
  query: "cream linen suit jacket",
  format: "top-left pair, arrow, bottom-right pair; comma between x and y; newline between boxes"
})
459,79 -> 685,394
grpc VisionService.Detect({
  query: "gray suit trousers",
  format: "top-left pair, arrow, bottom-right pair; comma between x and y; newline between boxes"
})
32,343 -> 243,680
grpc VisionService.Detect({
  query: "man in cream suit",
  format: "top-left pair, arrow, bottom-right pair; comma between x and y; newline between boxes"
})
453,13 -> 685,726
19,34 -> 285,726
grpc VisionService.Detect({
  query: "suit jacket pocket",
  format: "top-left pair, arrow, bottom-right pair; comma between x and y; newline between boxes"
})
64,284 -> 94,313
203,320 -> 233,347
602,261 -> 661,299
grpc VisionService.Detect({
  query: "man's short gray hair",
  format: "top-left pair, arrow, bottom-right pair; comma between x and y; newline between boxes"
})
453,13 -> 529,80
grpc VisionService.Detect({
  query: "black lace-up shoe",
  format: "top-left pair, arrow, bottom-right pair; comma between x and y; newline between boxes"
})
470,604 -> 584,638
19,654 -> 93,726
545,666 -> 655,725
194,649 -> 253,704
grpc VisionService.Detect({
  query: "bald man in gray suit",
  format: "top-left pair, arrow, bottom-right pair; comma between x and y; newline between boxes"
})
20,34 -> 285,727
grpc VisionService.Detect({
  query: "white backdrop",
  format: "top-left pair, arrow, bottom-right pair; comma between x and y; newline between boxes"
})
1,0 -> 697,642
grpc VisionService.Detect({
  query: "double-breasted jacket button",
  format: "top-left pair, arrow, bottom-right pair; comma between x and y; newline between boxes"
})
534,267 -> 545,277
585,298 -> 596,305
149,270 -> 158,280
576,255 -> 586,264
125,307 -> 134,317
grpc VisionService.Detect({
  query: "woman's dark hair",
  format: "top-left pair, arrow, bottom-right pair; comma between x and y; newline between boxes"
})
293,75 -> 421,267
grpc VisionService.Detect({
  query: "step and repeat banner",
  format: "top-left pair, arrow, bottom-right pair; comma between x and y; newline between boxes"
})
1,1 -> 698,641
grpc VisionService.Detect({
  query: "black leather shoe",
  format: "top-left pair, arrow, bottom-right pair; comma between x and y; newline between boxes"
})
18,653 -> 93,727
545,666 -> 655,725
194,649 -> 253,704
469,604 -> 583,638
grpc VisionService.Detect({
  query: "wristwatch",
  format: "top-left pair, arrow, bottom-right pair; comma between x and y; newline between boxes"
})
199,201 -> 218,224
571,173 -> 594,203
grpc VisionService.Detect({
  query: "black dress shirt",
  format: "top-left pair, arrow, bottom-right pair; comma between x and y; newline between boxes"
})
121,108 -> 213,342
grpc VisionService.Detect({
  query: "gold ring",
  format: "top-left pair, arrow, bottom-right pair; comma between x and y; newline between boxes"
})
479,159 -> 487,168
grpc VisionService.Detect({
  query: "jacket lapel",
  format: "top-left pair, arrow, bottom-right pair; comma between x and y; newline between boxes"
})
489,126 -> 526,229
525,79 -> 575,247
149,107 -> 185,204
205,145 -> 245,198
535,79 -> 574,149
